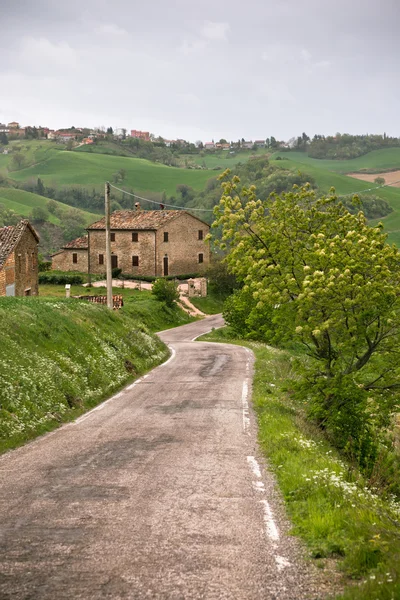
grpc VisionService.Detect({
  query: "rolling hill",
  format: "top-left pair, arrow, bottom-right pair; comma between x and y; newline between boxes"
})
270,151 -> 400,246
0,188 -> 98,225
6,146 -> 216,197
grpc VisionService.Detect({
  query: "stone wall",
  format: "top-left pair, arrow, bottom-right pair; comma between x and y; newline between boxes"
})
0,254 -> 14,296
14,228 -> 39,296
88,229 -> 156,276
156,214 -> 210,276
52,249 -> 88,272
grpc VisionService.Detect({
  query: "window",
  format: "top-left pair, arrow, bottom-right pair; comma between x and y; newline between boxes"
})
132,232 -> 138,242
72,253 -> 78,264
99,254 -> 104,265
164,231 -> 169,242
111,255 -> 118,269
198,229 -> 203,240
110,233 -> 116,242
198,253 -> 204,264
18,254 -> 22,273
32,252 -> 36,271
132,255 -> 139,267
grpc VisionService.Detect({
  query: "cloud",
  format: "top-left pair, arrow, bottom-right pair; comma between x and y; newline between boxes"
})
301,48 -> 312,61
314,60 -> 331,68
18,37 -> 78,71
201,21 -> 230,41
96,23 -> 127,36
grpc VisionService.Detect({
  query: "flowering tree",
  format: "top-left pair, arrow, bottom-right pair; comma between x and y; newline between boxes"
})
213,174 -> 400,464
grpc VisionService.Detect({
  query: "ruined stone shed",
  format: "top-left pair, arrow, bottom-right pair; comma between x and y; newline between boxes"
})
0,220 -> 39,296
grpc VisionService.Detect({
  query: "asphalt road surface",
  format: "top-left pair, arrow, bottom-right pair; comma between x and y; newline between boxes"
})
0,316 -> 328,599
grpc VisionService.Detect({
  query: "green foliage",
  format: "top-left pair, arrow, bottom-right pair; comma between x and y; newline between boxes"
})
340,194 -> 392,219
308,133 -> 400,160
39,272 -> 84,285
152,278 -> 179,307
0,297 -> 169,451
213,175 -> 400,474
30,205 -> 49,222
112,267 -> 122,279
206,257 -> 238,297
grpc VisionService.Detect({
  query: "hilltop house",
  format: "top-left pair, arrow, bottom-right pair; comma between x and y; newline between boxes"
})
52,210 -> 210,277
0,220 -> 40,296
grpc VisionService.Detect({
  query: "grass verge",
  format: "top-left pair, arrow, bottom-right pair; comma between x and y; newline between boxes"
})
0,291 -> 194,453
199,327 -> 400,600
188,293 -> 225,315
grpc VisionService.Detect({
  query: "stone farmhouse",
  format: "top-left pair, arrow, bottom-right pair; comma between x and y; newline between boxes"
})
51,235 -> 89,272
52,210 -> 210,277
0,220 -> 40,296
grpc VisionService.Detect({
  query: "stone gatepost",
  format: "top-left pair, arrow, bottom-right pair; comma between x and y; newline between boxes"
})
188,279 -> 196,297
200,277 -> 207,297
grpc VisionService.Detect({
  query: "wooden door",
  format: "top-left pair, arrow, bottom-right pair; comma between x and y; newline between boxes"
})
163,256 -> 169,276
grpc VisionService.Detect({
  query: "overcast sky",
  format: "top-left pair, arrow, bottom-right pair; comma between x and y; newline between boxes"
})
1,0 -> 399,142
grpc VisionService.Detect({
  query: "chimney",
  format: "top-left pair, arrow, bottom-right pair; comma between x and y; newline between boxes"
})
135,202 -> 140,211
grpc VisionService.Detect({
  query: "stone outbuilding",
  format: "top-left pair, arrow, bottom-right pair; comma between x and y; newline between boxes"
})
0,220 -> 40,296
86,209 -> 210,277
51,235 -> 88,272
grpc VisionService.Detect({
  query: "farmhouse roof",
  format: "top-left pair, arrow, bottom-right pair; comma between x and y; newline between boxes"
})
63,235 -> 88,249
87,210 -> 209,231
0,220 -> 39,270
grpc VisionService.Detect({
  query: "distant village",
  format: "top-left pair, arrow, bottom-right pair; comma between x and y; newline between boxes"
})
0,121 -> 297,152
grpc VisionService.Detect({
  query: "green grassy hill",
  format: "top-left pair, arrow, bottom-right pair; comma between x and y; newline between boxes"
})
0,188 -> 98,225
272,148 -> 400,174
7,146 -> 216,196
270,153 -> 400,246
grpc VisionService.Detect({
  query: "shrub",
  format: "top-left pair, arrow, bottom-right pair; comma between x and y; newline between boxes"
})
39,272 -> 83,285
152,278 -> 179,307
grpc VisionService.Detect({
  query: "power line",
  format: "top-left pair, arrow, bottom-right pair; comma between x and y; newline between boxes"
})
108,182 -> 215,212
108,176 -> 400,213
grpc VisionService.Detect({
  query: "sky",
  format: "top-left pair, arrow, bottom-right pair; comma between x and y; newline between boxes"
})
1,0 -> 399,143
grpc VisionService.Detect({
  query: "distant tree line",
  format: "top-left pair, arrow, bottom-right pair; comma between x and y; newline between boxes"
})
307,133 -> 400,160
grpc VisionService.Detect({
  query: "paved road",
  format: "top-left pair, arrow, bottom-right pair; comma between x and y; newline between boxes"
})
0,316 -> 325,599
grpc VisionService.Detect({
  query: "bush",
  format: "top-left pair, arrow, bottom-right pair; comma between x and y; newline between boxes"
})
39,272 -> 84,285
152,278 -> 179,307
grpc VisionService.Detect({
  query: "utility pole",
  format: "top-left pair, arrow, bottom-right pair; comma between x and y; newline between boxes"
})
105,181 -> 113,309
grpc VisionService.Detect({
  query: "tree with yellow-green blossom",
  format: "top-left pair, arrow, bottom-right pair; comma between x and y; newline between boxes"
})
213,172 -> 400,471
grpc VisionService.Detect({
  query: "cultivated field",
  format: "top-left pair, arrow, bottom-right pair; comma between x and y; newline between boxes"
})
348,170 -> 400,187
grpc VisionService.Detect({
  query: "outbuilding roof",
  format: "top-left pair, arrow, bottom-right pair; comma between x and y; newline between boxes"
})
63,235 -> 88,249
0,220 -> 39,270
87,210 -> 209,231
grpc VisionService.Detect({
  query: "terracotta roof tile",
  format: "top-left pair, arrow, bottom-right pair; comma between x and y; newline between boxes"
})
87,210 -> 185,231
0,220 -> 39,270
63,235 -> 88,249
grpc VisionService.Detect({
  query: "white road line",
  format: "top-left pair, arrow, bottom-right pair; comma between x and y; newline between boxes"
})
259,499 -> 280,542
275,555 -> 291,571
252,481 -> 265,492
158,345 -> 176,367
247,456 -> 262,479
242,379 -> 250,433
